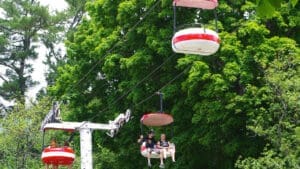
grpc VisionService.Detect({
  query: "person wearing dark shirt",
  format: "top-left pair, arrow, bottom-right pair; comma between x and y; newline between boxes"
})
146,137 -> 156,149
145,131 -> 156,167
137,131 -> 164,168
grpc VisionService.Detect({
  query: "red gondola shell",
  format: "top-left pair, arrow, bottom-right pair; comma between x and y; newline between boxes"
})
173,0 -> 218,9
41,147 -> 75,165
172,27 -> 220,55
141,113 -> 174,127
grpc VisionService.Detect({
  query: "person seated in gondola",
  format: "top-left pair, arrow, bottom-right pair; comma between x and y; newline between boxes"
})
137,130 -> 155,144
137,130 -> 165,168
45,138 -> 58,169
157,133 -> 176,162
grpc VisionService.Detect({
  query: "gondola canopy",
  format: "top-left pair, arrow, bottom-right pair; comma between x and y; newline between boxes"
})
141,113 -> 174,127
173,0 -> 218,9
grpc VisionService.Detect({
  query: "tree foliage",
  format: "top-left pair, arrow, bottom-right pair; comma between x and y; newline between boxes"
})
0,98 -> 51,169
256,0 -> 298,18
47,0 -> 300,168
0,0 -> 65,104
43,0 -> 88,88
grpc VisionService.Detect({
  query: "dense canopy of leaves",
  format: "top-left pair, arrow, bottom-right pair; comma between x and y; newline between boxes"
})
256,0 -> 298,18
0,0 -> 299,168
47,0 -> 300,168
0,99 -> 50,169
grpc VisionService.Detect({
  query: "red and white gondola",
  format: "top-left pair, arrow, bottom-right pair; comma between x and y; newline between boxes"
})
42,146 -> 75,166
172,27 -> 220,55
140,113 -> 176,159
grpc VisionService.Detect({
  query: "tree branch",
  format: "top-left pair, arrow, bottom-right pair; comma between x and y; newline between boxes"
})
0,61 -> 17,71
0,74 -> 8,83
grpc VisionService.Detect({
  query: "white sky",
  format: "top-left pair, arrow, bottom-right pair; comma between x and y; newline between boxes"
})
38,0 -> 68,12
0,0 -> 68,106
27,0 -> 68,101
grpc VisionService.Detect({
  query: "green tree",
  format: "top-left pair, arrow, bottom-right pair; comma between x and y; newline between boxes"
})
255,0 -> 298,18
0,0 -> 65,104
235,37 -> 300,169
0,98 -> 51,169
43,0 -> 87,88
49,0 -> 299,168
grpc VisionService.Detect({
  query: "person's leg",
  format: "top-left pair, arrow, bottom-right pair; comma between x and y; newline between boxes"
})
170,144 -> 176,162
159,149 -> 165,168
163,148 -> 167,159
52,164 -> 58,169
45,164 -> 49,169
68,164 -> 72,169
147,149 -> 152,167
171,148 -> 176,162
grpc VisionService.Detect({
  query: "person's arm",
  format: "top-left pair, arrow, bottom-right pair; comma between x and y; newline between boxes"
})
168,141 -> 175,149
168,141 -> 172,148
156,141 -> 161,149
137,135 -> 143,144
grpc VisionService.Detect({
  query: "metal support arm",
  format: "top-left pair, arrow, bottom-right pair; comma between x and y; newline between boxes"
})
42,109 -> 131,169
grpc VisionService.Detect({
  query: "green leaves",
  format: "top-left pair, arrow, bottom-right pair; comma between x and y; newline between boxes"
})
183,61 -> 210,92
236,26 -> 300,169
290,0 -> 299,6
256,0 -> 299,18
0,98 -> 51,169
47,0 -> 300,169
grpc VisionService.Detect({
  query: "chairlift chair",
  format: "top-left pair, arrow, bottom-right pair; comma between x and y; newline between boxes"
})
139,92 -> 175,159
41,124 -> 76,166
172,0 -> 220,56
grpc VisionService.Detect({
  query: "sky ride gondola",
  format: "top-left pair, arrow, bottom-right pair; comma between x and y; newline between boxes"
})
139,92 -> 176,159
41,146 -> 75,166
172,0 -> 220,56
40,103 -> 75,167
172,27 -> 220,55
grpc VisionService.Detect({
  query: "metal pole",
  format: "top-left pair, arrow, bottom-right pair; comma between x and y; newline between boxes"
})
159,92 -> 163,112
42,130 -> 45,151
79,127 -> 93,169
214,9 -> 218,32
173,4 -> 176,34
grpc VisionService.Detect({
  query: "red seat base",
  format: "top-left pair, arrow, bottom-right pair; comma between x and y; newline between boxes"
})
42,147 -> 75,165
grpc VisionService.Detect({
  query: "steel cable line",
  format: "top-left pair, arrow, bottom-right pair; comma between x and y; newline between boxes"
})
76,52 -> 176,129
56,0 -> 180,134
66,55 -> 190,139
135,64 -> 191,107
105,53 -> 176,109
69,0 -> 162,92
50,0 -> 164,138
73,61 -> 190,136
92,62 -> 191,123
59,0 -> 188,133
